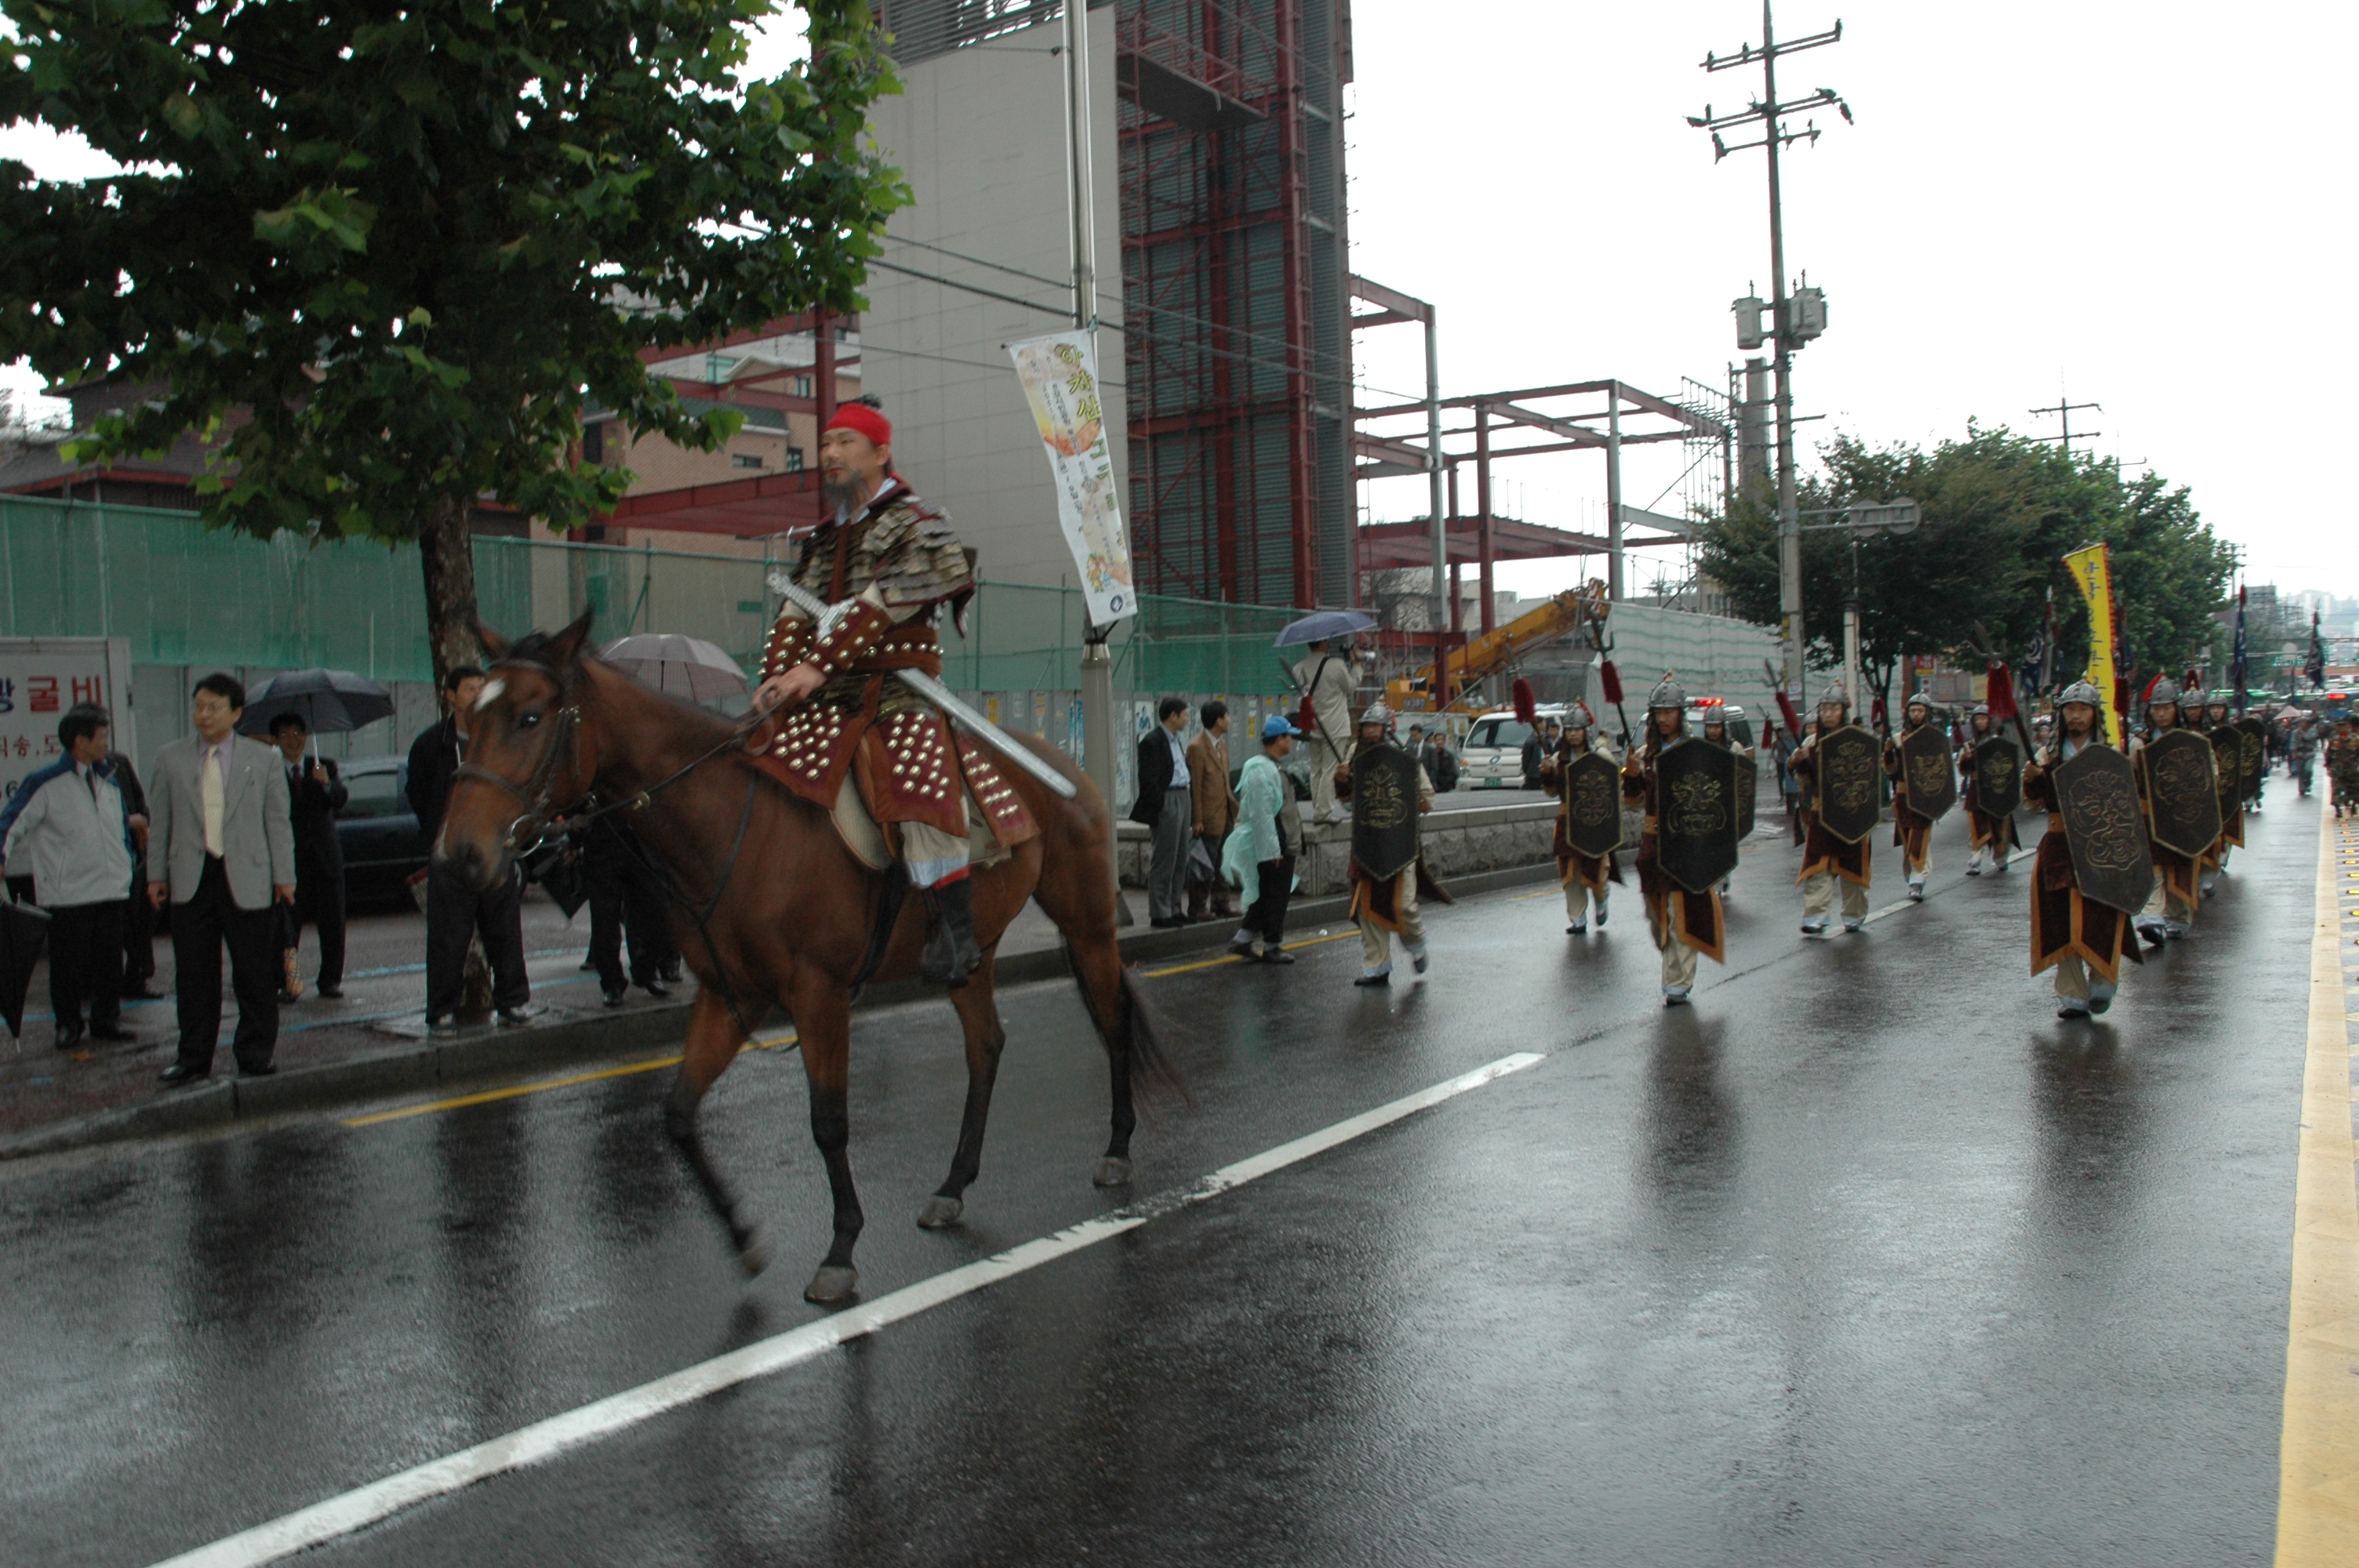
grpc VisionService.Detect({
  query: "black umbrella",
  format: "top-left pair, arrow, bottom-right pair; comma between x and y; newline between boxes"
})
0,901 -> 51,1039
235,669 -> 397,738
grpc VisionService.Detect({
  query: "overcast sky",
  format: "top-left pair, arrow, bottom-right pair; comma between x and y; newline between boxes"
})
1343,0 -> 2357,604
7,2 -> 2349,605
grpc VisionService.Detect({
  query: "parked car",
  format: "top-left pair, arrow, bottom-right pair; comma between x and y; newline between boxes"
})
1458,704 -> 1573,789
335,755 -> 431,903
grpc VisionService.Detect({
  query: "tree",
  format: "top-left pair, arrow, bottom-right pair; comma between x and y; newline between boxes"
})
1698,427 -> 2234,714
0,0 -> 903,677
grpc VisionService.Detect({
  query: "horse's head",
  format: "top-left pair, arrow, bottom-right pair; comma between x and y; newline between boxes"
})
435,612 -> 598,892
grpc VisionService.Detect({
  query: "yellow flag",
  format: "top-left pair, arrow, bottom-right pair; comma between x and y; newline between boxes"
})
2061,543 -> 2121,746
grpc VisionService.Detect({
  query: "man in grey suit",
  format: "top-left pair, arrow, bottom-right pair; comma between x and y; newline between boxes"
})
147,672 -> 296,1083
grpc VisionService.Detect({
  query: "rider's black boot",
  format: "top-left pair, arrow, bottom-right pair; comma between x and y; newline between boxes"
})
922,877 -> 984,985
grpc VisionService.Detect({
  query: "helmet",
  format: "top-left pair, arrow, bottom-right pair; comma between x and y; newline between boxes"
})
1721,704 -> 1746,721
1971,703 -> 1990,717
1905,688 -> 1933,712
1360,702 -> 1395,730
2059,679 -> 2104,708
1648,676 -> 1686,710
1817,682 -> 1850,709
2208,689 -> 2234,707
2146,677 -> 2181,708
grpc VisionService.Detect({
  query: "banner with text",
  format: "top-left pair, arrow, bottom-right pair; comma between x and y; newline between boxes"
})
2061,543 -> 2122,746
1008,329 -> 1136,626
0,637 -> 136,802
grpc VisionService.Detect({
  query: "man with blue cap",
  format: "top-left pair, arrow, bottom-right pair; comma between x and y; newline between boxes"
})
1222,713 -> 1306,964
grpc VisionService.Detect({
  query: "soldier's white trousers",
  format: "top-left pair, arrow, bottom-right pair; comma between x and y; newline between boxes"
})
1565,880 -> 1608,921
1801,869 -> 1868,920
1359,876 -> 1424,969
1658,925 -> 1698,991
2053,953 -> 2117,1007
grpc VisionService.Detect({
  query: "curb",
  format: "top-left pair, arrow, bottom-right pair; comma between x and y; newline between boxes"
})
0,859 -> 1559,1162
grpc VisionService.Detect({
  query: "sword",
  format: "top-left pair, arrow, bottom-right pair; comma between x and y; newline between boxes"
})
767,574 -> 1079,800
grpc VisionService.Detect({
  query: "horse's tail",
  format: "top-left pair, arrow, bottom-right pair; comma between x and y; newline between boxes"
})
1063,938 -> 1190,1109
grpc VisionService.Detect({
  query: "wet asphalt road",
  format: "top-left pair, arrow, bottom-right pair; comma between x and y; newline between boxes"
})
0,794 -> 2317,1567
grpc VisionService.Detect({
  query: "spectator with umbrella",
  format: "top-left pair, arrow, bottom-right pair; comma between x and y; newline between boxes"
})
239,669 -> 392,1003
1278,610 -> 1374,826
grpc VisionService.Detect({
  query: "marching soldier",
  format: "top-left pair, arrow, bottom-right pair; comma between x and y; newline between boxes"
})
1622,677 -> 1726,1006
2023,681 -> 2144,1018
2330,716 -> 2359,820
1335,703 -> 1445,985
1881,689 -> 1939,902
2129,677 -> 2206,946
1538,704 -> 1619,935
1787,684 -> 1871,935
2201,689 -> 2241,891
1700,702 -> 1750,895
1958,704 -> 2019,875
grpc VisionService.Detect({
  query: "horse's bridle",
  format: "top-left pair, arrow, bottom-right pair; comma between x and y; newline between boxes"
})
449,658 -> 587,858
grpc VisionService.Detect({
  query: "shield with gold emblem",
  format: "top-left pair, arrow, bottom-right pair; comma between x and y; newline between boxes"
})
1899,723 -> 1958,821
2142,728 -> 2222,859
2053,742 -> 2155,915
1348,742 -> 1424,883
1561,749 -> 1625,861
1968,734 -> 2023,818
1812,724 -> 1884,845
1656,737 -> 1742,894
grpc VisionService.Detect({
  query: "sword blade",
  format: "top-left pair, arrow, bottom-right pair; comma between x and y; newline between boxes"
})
767,574 -> 1079,800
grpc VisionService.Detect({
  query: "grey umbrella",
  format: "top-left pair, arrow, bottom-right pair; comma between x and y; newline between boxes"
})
1274,609 -> 1377,648
234,669 -> 396,737
601,633 -> 748,701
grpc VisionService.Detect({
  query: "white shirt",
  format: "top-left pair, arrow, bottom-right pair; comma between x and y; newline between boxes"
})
199,737 -> 230,857
1165,728 -> 1190,789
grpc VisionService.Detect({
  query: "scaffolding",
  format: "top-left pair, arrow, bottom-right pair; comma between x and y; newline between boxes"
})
1116,0 -> 1354,611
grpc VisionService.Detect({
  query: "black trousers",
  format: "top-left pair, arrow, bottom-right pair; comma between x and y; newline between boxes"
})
286,862 -> 347,987
425,863 -> 529,1018
1240,854 -> 1295,945
122,879 -> 157,986
585,837 -> 674,991
172,856 -> 279,1073
48,899 -> 125,1033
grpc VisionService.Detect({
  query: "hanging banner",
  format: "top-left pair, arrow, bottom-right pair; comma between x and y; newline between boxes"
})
1007,329 -> 1137,626
2061,543 -> 2122,746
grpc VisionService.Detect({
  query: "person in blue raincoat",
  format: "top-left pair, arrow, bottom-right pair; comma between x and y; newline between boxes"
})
1222,714 -> 1303,964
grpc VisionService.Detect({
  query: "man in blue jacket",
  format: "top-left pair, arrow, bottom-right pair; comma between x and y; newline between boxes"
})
1,703 -> 140,1049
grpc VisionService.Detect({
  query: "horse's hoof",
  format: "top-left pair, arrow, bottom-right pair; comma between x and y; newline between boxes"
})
1092,1156 -> 1132,1188
917,1195 -> 964,1229
803,1265 -> 859,1305
736,1226 -> 771,1278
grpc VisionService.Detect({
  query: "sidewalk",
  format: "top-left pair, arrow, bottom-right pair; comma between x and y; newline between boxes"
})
0,861 -> 1565,1161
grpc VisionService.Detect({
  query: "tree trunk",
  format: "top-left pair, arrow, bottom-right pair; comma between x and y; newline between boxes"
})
419,494 -> 482,685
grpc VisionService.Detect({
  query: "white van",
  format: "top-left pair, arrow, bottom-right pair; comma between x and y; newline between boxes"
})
1459,704 -> 1574,789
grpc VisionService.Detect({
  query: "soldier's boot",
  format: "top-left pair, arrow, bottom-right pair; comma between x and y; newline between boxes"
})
922,877 -> 984,985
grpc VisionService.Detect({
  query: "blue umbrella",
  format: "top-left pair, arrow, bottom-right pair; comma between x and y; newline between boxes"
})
1274,610 -> 1377,648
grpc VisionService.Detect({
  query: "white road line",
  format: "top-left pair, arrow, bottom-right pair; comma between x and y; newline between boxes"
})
149,1051 -> 1547,1568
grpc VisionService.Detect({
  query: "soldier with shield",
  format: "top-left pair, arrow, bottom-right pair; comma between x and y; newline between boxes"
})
1335,703 -> 1446,985
2330,716 -> 2359,819
1787,684 -> 1878,935
1700,702 -> 1754,896
1537,704 -> 1622,935
1881,690 -> 1954,902
2022,680 -> 2148,1018
1958,704 -> 2022,875
2128,677 -> 2216,946
2201,691 -> 2243,891
1621,677 -> 1735,1005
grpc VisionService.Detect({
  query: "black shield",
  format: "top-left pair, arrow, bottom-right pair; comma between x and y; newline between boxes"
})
2052,743 -> 2156,916
1968,734 -> 2023,818
1656,738 -> 1742,894
1812,724 -> 1884,845
1734,749 -> 1758,840
2142,728 -> 2222,858
1350,742 -> 1424,883
2236,717 -> 2266,796
1561,749 -> 1625,860
2210,727 -> 2242,816
1899,724 -> 1958,821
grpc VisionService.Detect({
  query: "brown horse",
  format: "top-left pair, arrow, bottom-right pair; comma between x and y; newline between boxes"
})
435,613 -> 1170,1305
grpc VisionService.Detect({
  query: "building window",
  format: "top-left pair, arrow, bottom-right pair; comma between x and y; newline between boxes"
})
581,422 -> 604,464
732,452 -> 764,470
791,375 -> 812,398
784,448 -> 805,473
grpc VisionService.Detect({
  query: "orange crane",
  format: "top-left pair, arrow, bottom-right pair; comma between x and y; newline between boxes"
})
1385,581 -> 1612,717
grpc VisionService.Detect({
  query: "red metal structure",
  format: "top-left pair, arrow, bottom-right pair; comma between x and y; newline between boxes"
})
1117,0 -> 1355,611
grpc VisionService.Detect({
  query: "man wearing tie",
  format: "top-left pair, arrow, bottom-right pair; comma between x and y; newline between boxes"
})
148,673 -> 296,1083
268,713 -> 350,999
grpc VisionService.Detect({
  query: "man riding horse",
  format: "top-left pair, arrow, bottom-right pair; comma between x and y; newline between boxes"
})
752,397 -> 987,985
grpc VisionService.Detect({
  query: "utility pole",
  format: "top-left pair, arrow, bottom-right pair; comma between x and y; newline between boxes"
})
1063,0 -> 1129,920
2029,395 -> 2101,454
1690,3 -> 1849,704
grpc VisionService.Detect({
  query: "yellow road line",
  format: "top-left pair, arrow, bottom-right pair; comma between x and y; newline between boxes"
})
1142,929 -> 1357,978
2274,808 -> 2359,1564
340,1031 -> 798,1127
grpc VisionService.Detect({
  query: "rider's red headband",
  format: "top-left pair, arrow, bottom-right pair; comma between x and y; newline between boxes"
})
823,402 -> 891,448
